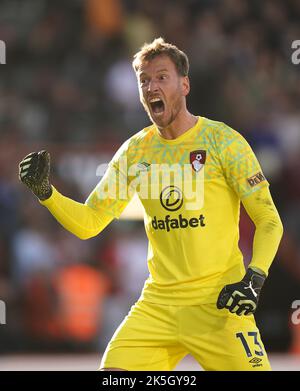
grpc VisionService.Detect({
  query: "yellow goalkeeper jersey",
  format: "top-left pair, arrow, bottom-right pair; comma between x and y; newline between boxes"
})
86,116 -> 269,305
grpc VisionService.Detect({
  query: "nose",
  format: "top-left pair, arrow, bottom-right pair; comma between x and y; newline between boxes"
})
147,79 -> 159,93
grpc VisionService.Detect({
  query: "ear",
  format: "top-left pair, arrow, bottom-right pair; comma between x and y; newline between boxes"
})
181,76 -> 190,97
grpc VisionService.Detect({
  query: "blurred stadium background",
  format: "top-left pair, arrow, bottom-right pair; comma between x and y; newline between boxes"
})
0,0 -> 300,371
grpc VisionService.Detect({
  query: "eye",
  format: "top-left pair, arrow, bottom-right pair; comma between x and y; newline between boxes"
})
159,74 -> 167,80
140,78 -> 148,86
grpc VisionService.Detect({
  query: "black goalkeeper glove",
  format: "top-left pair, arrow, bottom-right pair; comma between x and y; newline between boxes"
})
216,268 -> 266,316
19,150 -> 52,201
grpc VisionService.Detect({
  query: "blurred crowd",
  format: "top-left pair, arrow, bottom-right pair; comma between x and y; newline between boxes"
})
0,0 -> 300,355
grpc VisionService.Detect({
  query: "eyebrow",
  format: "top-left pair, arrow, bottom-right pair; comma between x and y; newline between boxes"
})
139,68 -> 170,77
156,68 -> 169,73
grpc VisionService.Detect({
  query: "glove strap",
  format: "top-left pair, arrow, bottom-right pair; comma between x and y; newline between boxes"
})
243,267 -> 266,291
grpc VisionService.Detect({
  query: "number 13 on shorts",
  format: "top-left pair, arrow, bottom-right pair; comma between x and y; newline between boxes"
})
236,331 -> 270,369
237,331 -> 264,357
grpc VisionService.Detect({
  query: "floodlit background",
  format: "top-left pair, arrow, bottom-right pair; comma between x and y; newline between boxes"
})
1,0 -> 300,370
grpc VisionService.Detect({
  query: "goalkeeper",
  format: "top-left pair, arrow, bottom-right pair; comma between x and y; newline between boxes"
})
19,38 -> 283,371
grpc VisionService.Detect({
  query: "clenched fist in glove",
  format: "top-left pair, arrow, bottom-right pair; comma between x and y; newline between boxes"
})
19,150 -> 52,200
216,267 -> 266,316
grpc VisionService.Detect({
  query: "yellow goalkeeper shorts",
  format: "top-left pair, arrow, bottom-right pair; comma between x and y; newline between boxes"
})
100,300 -> 271,371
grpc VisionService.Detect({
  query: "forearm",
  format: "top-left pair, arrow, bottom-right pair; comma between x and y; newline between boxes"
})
39,186 -> 114,239
242,186 -> 284,276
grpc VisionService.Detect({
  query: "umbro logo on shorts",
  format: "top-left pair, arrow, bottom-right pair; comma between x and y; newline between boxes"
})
249,357 -> 263,367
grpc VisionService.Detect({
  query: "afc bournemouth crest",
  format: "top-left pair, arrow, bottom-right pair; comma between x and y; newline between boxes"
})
190,150 -> 206,172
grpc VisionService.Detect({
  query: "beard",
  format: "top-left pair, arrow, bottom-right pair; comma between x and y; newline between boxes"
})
142,94 -> 183,129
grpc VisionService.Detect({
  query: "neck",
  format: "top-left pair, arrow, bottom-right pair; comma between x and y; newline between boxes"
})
157,109 -> 198,140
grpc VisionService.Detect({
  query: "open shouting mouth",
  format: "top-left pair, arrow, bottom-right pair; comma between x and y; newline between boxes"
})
149,97 -> 165,117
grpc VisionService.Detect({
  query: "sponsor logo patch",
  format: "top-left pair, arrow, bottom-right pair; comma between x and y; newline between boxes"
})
160,186 -> 183,211
247,172 -> 266,187
153,186 -> 206,231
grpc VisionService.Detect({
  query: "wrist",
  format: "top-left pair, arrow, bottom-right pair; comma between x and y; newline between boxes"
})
38,185 -> 53,201
248,266 -> 267,278
243,267 -> 266,290
34,182 -> 53,201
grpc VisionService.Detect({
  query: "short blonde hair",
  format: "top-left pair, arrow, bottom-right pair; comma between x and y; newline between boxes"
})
132,37 -> 189,76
